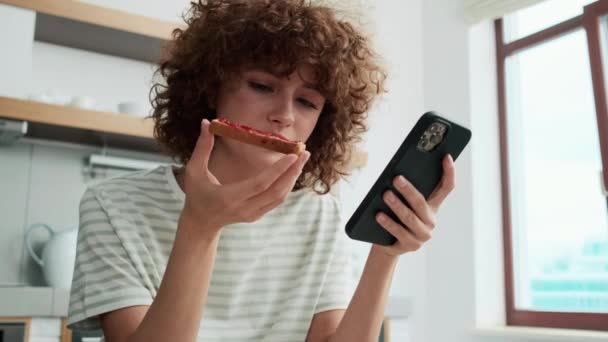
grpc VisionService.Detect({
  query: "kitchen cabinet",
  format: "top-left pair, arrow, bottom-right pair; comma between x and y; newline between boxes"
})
0,96 -> 157,152
0,0 -> 170,154
0,316 -> 87,342
0,317 -> 30,342
0,0 -> 176,63
0,0 -> 172,154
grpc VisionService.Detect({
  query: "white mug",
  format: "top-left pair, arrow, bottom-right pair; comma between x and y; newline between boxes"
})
117,101 -> 149,117
70,96 -> 96,110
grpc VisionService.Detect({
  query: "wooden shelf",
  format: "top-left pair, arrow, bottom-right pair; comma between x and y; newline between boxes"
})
60,318 -> 72,342
0,0 -> 180,62
0,96 -> 153,137
1,0 -> 177,39
0,96 -> 159,152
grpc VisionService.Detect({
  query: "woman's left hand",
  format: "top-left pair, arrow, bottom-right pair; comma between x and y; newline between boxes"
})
373,154 -> 456,257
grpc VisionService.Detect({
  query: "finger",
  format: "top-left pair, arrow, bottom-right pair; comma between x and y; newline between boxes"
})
428,154 -> 456,210
190,119 -> 215,171
236,152 -> 309,221
229,152 -> 300,199
376,212 -> 423,251
383,191 -> 432,241
244,151 -> 310,212
246,187 -> 293,222
392,176 -> 435,226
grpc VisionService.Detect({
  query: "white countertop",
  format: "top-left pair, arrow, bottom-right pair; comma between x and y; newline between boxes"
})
0,286 -> 70,317
0,287 -> 412,319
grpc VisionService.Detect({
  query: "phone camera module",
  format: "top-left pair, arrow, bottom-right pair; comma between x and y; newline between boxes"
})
417,122 -> 447,152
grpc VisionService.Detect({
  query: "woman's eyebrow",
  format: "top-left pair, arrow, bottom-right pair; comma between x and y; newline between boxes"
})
303,84 -> 323,96
250,68 -> 279,77
248,68 -> 322,93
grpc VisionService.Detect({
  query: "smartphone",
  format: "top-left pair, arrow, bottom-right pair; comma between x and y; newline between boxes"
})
345,111 -> 471,245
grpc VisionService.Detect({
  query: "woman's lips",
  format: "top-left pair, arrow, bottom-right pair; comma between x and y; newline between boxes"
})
216,118 -> 297,143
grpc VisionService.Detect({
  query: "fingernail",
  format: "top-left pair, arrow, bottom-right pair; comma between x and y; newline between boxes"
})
377,213 -> 386,223
298,152 -> 309,164
397,176 -> 408,187
385,191 -> 396,204
287,154 -> 298,163
299,153 -> 310,171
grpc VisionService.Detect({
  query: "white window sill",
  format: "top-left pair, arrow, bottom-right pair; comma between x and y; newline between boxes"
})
472,326 -> 608,342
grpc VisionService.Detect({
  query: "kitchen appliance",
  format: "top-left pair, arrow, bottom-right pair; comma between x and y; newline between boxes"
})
87,154 -> 164,171
25,223 -> 78,289
0,322 -> 26,342
0,119 -> 27,145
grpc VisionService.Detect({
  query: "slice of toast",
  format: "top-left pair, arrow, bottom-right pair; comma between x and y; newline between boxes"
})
209,118 -> 306,155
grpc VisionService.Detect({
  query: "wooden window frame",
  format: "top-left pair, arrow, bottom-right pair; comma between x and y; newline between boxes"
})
495,0 -> 608,331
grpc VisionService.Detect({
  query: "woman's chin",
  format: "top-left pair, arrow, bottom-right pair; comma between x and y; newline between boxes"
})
251,146 -> 284,165
221,141 -> 281,165
230,144 -> 283,167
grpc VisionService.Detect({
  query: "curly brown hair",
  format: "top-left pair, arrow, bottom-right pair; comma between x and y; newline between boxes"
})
150,0 -> 386,194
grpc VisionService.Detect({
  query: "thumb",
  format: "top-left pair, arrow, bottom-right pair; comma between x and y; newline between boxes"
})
190,119 -> 215,171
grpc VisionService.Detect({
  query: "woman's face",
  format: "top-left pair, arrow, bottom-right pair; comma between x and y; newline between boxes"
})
214,66 -> 325,166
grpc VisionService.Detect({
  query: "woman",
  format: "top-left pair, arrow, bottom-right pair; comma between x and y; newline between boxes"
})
67,1 -> 455,341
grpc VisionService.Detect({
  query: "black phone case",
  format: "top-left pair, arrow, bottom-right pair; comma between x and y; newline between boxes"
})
345,111 -> 472,245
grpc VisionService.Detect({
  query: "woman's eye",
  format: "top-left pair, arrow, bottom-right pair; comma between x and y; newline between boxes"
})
298,98 -> 318,110
248,81 -> 273,93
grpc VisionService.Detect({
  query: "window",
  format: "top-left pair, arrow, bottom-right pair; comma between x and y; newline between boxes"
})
496,0 -> 608,331
503,0 -> 596,42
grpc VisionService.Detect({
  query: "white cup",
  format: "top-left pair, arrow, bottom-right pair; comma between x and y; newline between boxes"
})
70,96 -> 96,110
46,89 -> 70,105
117,101 -> 149,117
28,93 -> 53,104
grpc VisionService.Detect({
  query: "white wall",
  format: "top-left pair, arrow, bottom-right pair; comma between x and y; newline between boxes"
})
421,1 -> 476,342
0,5 -> 34,99
469,20 -> 507,330
351,1 -> 427,340
31,42 -> 156,113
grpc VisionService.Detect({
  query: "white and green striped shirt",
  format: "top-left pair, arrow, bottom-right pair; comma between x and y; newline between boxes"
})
67,165 -> 354,341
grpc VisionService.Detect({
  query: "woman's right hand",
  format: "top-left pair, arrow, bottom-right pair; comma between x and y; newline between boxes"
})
179,119 -> 310,236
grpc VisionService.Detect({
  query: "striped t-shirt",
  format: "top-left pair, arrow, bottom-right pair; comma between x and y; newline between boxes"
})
67,165 -> 354,341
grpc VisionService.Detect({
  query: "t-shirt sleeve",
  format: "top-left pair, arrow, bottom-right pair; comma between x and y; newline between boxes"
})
67,187 -> 153,330
314,195 -> 356,314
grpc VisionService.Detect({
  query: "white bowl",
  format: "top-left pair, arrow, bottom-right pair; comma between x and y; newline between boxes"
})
117,101 -> 149,117
69,96 -> 97,110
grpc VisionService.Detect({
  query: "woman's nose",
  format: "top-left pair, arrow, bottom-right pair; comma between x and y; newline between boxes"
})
268,97 -> 295,127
